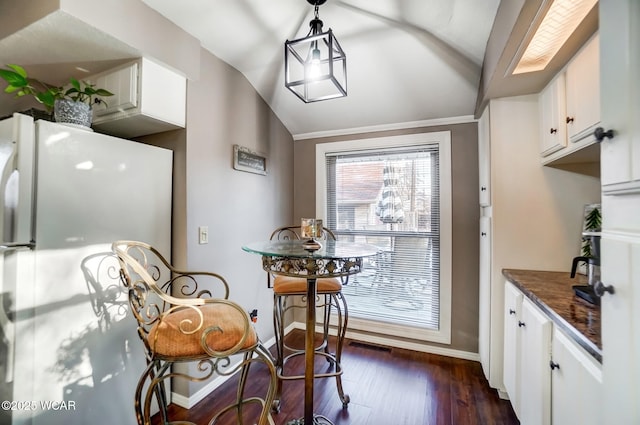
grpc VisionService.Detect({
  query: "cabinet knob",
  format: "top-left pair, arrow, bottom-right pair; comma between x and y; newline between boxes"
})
566,116 -> 574,124
518,321 -> 526,327
480,186 -> 487,191
481,232 -> 487,237
550,128 -> 557,134
509,308 -> 516,316
594,127 -> 614,142
593,280 -> 615,297
549,360 -> 560,371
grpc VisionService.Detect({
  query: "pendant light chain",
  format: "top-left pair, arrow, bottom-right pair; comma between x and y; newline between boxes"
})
306,4 -> 322,37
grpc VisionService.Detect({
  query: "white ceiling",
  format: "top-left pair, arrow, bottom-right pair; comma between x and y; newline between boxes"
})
141,0 -> 501,137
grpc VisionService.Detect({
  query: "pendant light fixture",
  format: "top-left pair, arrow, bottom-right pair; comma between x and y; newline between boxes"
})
284,0 -> 347,103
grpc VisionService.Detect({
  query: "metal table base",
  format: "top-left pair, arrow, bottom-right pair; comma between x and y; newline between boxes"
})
286,414 -> 334,425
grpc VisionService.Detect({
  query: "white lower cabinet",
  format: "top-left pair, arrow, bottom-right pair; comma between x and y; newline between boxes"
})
519,298 -> 552,425
504,281 -> 601,425
503,281 -> 523,415
551,328 -> 603,425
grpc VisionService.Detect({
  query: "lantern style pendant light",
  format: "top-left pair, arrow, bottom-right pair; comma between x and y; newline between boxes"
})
284,0 -> 347,103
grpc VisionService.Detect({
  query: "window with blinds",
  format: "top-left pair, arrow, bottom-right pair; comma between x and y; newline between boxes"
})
325,145 -> 441,331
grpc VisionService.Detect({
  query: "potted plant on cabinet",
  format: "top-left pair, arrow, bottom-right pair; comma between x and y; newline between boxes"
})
0,64 -> 113,129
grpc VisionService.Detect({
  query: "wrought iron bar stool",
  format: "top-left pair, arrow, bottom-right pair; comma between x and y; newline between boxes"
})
267,226 -> 350,410
112,240 -> 277,425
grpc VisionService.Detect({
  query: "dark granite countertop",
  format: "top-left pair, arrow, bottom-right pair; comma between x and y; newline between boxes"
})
502,269 -> 602,363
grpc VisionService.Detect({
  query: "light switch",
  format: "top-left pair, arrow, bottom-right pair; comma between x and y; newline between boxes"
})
198,226 -> 209,244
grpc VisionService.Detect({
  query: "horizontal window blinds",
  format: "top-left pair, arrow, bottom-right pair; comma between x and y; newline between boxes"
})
325,145 -> 440,330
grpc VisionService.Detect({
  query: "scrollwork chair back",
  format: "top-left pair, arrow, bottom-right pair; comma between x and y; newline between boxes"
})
112,240 -> 276,425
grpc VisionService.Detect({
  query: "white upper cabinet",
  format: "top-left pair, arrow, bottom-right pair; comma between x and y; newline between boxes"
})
565,33 -> 600,144
600,2 -> 640,190
90,58 -> 187,138
541,33 -> 600,168
539,73 -> 568,157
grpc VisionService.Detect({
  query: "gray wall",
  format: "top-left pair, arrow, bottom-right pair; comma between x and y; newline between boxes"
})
143,47 -> 294,398
1,0 -> 480,407
293,122 -> 481,353
0,0 -> 295,407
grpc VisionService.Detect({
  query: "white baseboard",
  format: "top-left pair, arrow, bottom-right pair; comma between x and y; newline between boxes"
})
170,333 -> 278,409
171,374 -> 230,409
291,320 -> 479,361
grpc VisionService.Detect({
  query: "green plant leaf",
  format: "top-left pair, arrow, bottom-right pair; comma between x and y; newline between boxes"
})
585,207 -> 602,230
69,77 -> 81,91
1,64 -> 112,108
0,69 -> 29,88
94,88 -> 114,96
35,90 -> 56,109
7,64 -> 27,78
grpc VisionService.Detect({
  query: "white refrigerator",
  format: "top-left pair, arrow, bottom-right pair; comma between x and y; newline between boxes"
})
0,113 -> 172,425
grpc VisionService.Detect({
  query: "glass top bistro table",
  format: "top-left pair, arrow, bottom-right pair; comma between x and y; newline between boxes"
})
242,239 -> 379,425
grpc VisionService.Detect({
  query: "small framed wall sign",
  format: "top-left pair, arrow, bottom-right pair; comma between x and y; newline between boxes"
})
233,145 -> 267,175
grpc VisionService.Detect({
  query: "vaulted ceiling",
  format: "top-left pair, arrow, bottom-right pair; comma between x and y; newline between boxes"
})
0,1 -> 598,139
141,0 -> 501,137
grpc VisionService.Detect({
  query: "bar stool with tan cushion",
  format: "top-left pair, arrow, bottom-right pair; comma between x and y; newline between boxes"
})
112,240 -> 277,425
267,226 -> 350,411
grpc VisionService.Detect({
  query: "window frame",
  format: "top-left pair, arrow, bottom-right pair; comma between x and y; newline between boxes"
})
316,132 -> 452,344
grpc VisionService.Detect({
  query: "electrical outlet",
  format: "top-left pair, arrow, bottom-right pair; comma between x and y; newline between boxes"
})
198,226 -> 209,244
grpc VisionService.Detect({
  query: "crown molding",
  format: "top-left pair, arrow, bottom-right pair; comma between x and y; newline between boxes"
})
293,115 -> 476,141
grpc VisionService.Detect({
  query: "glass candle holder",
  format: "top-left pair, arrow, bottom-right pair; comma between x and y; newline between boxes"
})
301,218 -> 323,251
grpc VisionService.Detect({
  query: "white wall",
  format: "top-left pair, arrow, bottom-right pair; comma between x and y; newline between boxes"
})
482,95 -> 601,392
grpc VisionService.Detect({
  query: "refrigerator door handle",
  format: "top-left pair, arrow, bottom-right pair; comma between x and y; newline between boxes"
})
0,114 -> 36,247
0,241 -> 35,250
0,144 -> 17,244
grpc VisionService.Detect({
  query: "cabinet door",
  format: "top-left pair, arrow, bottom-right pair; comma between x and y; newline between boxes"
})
600,1 -> 640,189
478,106 -> 491,206
551,327 -> 602,425
478,216 -> 492,379
565,33 -> 600,143
519,298 -> 552,425
600,3 -> 640,424
600,235 -> 640,424
539,73 -> 567,157
503,281 -> 522,416
92,62 -> 138,117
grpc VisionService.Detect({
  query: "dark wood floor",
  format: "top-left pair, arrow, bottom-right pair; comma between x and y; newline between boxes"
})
152,329 -> 518,425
